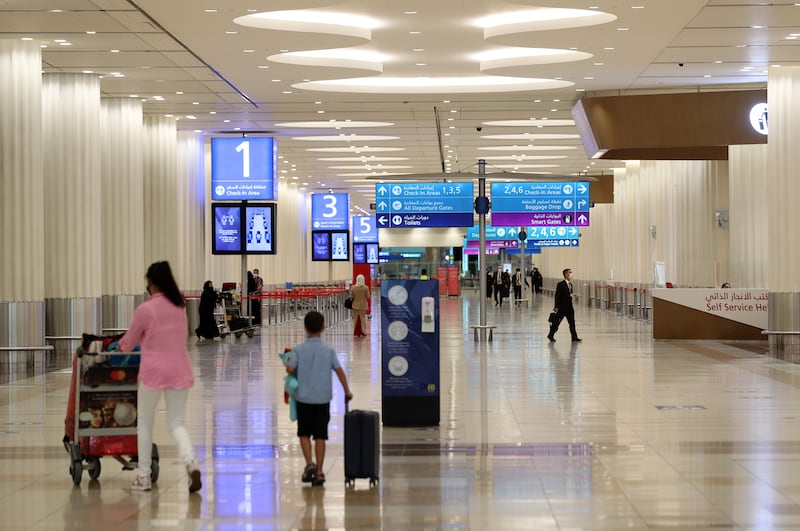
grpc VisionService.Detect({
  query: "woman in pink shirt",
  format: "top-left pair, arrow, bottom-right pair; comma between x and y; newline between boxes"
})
120,261 -> 201,493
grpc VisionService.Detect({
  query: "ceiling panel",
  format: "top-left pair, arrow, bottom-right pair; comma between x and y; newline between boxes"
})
687,5 -> 800,27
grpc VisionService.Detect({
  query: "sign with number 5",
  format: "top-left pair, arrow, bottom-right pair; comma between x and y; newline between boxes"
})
352,215 -> 378,242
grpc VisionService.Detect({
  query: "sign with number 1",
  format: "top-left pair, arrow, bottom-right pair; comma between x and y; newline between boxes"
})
211,137 -> 277,200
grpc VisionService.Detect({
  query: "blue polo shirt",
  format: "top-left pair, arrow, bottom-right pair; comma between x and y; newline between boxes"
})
285,337 -> 341,404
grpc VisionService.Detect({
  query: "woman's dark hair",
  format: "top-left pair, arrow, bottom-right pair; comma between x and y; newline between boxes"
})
203,280 -> 214,291
146,261 -> 185,307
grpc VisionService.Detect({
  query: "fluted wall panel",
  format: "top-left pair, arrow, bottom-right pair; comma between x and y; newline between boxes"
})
538,161 -> 729,288
42,73 -> 101,298
729,144 -> 768,288
768,68 -> 800,292
175,131 -> 205,291
100,98 -> 144,295
143,116 -> 178,269
0,41 -> 43,302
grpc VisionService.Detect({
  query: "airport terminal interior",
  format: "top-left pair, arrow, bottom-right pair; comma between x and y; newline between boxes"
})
6,0 -> 800,529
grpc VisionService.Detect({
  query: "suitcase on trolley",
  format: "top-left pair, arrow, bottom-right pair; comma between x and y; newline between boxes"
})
343,401 -> 380,487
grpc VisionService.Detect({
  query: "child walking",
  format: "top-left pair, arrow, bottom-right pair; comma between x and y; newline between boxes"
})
285,311 -> 353,486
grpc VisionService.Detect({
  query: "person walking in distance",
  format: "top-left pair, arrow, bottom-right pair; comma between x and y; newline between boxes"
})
513,267 -> 527,305
548,268 -> 582,343
494,268 -> 505,306
350,274 -> 371,337
120,261 -> 202,493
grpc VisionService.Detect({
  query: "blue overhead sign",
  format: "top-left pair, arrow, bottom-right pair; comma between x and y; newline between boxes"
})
311,193 -> 349,230
491,182 -> 590,227
466,224 -> 580,242
352,215 -> 378,242
465,225 -> 521,241
376,182 -> 474,228
211,137 -> 277,200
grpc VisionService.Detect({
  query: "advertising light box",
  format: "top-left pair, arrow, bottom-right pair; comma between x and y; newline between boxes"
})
211,137 -> 277,200
330,231 -> 350,261
312,232 -> 330,261
212,204 -> 242,255
353,243 -> 367,264
244,204 -> 276,254
312,193 -> 349,231
366,243 -> 380,264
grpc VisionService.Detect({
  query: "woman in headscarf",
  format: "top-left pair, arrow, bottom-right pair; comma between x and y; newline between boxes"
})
349,274 -> 371,337
195,280 -> 220,340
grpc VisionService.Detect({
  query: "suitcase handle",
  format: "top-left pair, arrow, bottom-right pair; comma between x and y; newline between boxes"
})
345,396 -> 352,413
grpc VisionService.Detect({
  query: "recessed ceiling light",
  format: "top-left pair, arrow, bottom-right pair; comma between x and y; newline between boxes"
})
593,62 -> 604,66
409,31 -> 421,35
40,44 -> 47,48
247,9 -> 257,12
280,49 -> 289,52
416,63 -> 426,66
234,127 -> 241,131
272,79 -> 281,82
192,101 -> 199,105
54,39 -> 66,43
631,5 -> 644,9
317,110 -> 325,113
604,47 -> 615,50
176,91 -> 183,94
243,49 -> 255,53
736,44 -> 747,47
110,49 -> 120,53
224,119 -> 230,123
576,88 -> 585,91
404,11 -> 417,15
704,74 -> 711,78
583,76 -> 594,80
617,27 -> 629,31
194,130 -> 201,133
86,31 -> 96,34
225,31 -> 238,34
21,37 -> 33,41
413,48 -> 424,52
257,65 -> 269,68
787,36 -> 798,40
204,9 -> 217,13
210,111 -> 216,114
187,115 -> 198,120
315,101 -> 322,104
82,70 -> 93,74
715,60 -> 723,64
165,114 -> 173,117
283,90 -> 292,94
59,42 -> 72,46
129,94 -> 138,98
751,25 -> 764,29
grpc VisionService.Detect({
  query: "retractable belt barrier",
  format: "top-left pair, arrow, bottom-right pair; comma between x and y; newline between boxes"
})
259,287 -> 349,327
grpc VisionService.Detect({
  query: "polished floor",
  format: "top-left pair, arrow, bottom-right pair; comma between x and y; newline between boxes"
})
3,290 -> 800,529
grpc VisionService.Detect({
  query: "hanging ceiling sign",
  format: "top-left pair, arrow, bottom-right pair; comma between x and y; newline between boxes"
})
211,137 -> 277,200
311,193 -> 350,230
490,182 -> 590,227
376,182 -> 474,228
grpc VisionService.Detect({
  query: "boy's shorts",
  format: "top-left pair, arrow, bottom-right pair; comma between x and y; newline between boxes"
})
296,401 -> 330,440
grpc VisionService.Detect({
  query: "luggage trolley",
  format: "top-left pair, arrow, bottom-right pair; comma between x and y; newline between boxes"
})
63,336 -> 159,485
218,282 -> 257,338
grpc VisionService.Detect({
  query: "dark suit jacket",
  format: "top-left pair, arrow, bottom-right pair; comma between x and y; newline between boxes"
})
554,280 -> 574,313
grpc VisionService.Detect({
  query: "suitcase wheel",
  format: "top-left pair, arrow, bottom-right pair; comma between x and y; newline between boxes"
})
369,477 -> 379,487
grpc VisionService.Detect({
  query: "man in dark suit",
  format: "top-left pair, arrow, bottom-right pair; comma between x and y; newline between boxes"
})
548,268 -> 582,343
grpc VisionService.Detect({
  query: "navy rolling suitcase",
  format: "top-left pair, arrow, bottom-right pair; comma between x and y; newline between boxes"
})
344,401 -> 380,487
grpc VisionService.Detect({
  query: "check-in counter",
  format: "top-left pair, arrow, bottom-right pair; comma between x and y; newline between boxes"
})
652,288 -> 768,340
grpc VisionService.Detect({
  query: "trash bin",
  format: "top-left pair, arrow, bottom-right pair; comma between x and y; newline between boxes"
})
185,297 -> 200,337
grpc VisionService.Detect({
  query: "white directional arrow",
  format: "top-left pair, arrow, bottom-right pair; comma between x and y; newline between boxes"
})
378,215 -> 388,226
571,239 -> 578,245
508,228 -> 517,236
577,184 -> 588,194
578,214 -> 588,224
577,200 -> 587,209
569,227 -> 578,236
377,186 -> 388,196
378,201 -> 388,209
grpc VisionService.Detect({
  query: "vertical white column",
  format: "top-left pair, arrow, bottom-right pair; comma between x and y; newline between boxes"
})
100,98 -> 145,330
0,41 -> 44,348
729,144 -> 768,288
142,116 -> 178,268
767,67 -> 800,342
175,131 -> 206,293
42,73 -> 102,346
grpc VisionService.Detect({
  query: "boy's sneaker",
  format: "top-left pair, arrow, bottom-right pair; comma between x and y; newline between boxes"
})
131,475 -> 152,492
301,463 -> 317,483
186,462 -> 202,493
311,473 -> 326,487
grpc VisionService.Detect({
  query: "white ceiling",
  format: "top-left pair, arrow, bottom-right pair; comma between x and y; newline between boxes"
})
2,0 -> 785,212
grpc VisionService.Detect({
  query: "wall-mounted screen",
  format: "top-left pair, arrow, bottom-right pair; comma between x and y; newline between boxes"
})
212,204 -> 243,255
312,231 -> 331,261
311,193 -> 349,231
330,231 -> 350,261
244,204 -> 276,254
366,243 -> 380,264
211,137 -> 277,201
353,243 -> 366,264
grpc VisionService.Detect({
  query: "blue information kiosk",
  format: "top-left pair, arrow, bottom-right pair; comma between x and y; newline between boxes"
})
381,280 -> 440,427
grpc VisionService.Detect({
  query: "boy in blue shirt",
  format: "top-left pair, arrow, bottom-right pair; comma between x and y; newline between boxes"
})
285,311 -> 353,486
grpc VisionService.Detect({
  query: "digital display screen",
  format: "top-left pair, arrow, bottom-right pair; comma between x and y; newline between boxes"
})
211,137 -> 277,201
212,204 -> 242,255
311,193 -> 349,231
352,215 -> 378,242
330,231 -> 350,261
244,204 -> 276,254
353,243 -> 366,264
312,232 -> 330,261
366,243 -> 380,264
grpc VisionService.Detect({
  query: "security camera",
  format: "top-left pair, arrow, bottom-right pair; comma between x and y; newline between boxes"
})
678,63 -> 684,67
476,126 -> 482,132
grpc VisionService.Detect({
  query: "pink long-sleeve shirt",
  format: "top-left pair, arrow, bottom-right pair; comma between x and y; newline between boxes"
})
119,292 -> 194,389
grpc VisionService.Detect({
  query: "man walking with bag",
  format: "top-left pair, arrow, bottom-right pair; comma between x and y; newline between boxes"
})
548,268 -> 582,343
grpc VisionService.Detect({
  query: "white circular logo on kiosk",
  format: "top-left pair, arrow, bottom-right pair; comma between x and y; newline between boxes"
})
387,321 -> 409,341
749,103 -> 768,135
387,285 -> 408,306
215,185 -> 225,196
388,356 -> 409,376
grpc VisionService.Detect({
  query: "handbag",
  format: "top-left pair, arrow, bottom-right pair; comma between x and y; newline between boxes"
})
344,297 -> 353,309
548,311 -> 563,325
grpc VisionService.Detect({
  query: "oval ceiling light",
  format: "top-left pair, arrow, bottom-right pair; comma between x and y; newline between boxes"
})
478,155 -> 568,161
275,120 -> 394,128
293,135 -> 399,141
294,76 -> 572,94
474,47 -> 591,71
328,165 -> 413,170
476,7 -> 616,37
268,49 -> 388,72
482,119 -> 575,127
337,172 -> 409,177
477,145 -> 577,151
481,133 -> 580,140
306,146 -> 405,153
491,164 -> 560,169
319,156 -> 409,161
234,10 -> 381,40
